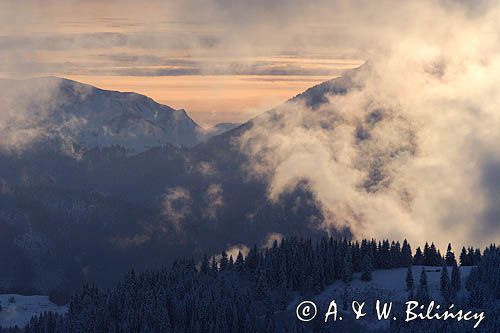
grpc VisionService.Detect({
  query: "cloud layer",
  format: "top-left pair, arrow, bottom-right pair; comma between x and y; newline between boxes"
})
239,0 -> 500,248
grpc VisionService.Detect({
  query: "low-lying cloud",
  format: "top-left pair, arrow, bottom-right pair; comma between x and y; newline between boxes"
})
203,183 -> 225,220
0,77 -> 90,155
239,0 -> 500,248
161,187 -> 192,231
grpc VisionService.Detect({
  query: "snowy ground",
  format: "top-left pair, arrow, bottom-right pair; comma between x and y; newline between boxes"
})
0,294 -> 67,329
289,266 -> 473,331
325,265 -> 474,302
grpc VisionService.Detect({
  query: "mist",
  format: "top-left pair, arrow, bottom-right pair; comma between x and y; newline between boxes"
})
239,0 -> 500,248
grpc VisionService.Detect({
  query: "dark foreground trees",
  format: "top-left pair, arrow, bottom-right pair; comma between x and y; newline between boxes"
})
2,238 -> 495,333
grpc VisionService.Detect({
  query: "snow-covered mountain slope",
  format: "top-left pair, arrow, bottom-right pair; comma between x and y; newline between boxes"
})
287,265 -> 473,331
0,77 -> 201,152
0,294 -> 67,328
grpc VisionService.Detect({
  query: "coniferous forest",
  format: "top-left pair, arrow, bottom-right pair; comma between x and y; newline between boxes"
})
1,237 -> 497,332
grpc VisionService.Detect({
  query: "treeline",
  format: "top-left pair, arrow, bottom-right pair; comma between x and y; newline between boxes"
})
1,237 -> 495,333
392,245 -> 499,333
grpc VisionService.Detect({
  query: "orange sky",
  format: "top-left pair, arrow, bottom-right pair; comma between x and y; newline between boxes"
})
0,0 -> 364,127
67,75 -> 340,126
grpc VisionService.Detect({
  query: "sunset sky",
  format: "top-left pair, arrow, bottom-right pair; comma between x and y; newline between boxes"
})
0,0 -> 365,126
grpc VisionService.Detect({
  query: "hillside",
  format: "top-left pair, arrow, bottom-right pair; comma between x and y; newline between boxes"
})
0,71 -> 361,292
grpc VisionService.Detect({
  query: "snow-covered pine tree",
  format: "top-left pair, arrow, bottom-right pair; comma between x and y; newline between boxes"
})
417,267 -> 429,303
450,261 -> 461,298
406,265 -> 414,299
445,243 -> 456,266
341,248 -> 353,283
361,253 -> 373,281
440,263 -> 450,304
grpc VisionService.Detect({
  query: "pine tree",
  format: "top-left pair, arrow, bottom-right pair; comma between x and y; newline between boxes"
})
255,269 -> 269,299
401,239 -> 413,267
440,263 -> 450,304
450,261 -> 461,298
423,242 -> 431,265
235,251 -> 245,272
430,243 -> 440,266
211,256 -> 218,272
245,245 -> 259,271
278,283 -> 289,311
264,292 -> 276,333
417,267 -> 429,303
341,249 -> 353,283
406,265 -> 414,299
467,247 -> 475,266
445,243 -> 456,266
473,248 -> 481,265
200,254 -> 210,274
220,251 -> 229,271
414,247 -> 424,265
361,254 -> 373,281
459,247 -> 468,266
380,240 -> 391,269
342,285 -> 350,311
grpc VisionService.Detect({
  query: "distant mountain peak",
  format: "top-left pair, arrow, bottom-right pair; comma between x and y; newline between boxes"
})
0,77 -> 202,153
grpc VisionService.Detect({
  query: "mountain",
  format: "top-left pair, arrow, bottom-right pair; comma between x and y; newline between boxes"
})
0,77 -> 201,152
198,122 -> 242,142
0,70 -> 359,293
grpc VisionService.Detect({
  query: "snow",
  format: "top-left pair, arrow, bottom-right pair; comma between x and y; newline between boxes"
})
0,77 -> 202,153
0,294 -> 67,329
289,266 -> 474,330
312,266 -> 473,305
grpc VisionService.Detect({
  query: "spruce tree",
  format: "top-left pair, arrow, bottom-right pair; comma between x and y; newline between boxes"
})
430,243 -> 439,266
361,254 -> 373,281
414,247 -> 424,265
459,247 -> 468,266
445,243 -> 456,266
473,248 -> 481,265
341,249 -> 353,283
211,256 -> 218,272
342,285 -> 350,311
401,239 -> 413,267
200,254 -> 210,274
467,247 -> 475,266
406,265 -> 414,299
440,263 -> 450,304
423,242 -> 431,265
417,267 -> 429,303
220,251 -> 229,271
235,251 -> 245,272
255,269 -> 269,299
227,255 -> 234,270
450,261 -> 461,298
245,245 -> 259,271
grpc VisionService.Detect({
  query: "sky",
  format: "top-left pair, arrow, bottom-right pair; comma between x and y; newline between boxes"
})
0,0 -> 364,126
0,0 -> 499,247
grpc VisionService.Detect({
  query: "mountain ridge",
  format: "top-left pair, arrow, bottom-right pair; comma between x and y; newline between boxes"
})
0,76 -> 202,152
0,69 -> 360,292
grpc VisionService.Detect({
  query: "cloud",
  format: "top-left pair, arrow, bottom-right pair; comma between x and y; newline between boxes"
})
262,232 -> 284,248
0,0 -> 367,78
202,183 -> 224,220
196,161 -> 218,176
213,243 -> 250,264
161,187 -> 192,231
239,0 -> 500,248
0,77 -> 90,155
110,232 -> 152,249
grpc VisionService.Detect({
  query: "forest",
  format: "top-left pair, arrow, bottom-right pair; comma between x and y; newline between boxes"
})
0,237 -> 497,332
